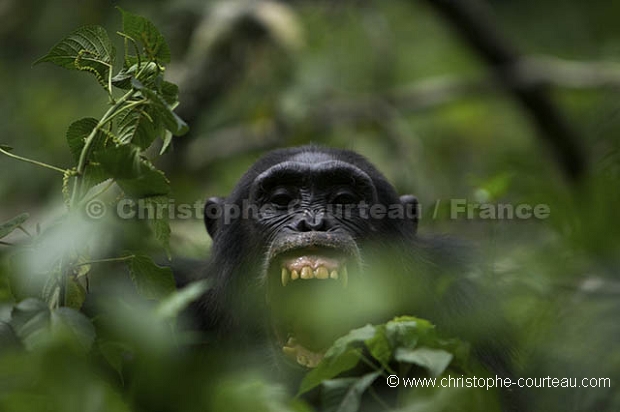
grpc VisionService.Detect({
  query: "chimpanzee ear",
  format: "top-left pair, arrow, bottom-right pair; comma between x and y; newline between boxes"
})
204,197 -> 224,239
399,194 -> 419,232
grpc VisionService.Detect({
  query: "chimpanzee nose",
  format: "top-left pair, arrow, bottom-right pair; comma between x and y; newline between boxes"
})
295,210 -> 328,232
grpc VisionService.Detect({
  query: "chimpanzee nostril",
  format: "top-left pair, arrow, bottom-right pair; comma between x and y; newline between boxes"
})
294,210 -> 328,232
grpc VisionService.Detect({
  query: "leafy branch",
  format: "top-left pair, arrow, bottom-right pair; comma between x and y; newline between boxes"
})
0,7 -> 188,310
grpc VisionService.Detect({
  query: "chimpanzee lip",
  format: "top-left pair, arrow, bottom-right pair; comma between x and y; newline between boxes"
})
264,232 -> 361,368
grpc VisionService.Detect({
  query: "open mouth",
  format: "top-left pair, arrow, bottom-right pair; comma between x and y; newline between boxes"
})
265,233 -> 360,368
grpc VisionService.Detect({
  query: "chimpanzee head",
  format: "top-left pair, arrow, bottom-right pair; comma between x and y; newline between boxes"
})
203,146 -> 419,367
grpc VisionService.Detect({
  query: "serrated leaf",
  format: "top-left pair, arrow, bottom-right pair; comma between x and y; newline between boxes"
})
66,118 -> 100,162
160,81 -> 179,105
156,279 -> 210,320
95,144 -> 142,179
0,213 -> 29,239
298,349 -> 362,395
127,254 -> 175,300
35,25 -> 115,87
118,7 -> 171,63
82,164 -> 111,192
117,106 -> 159,149
51,307 -> 96,352
117,165 -> 170,198
132,79 -> 188,136
394,347 -> 453,378
321,372 -> 381,412
159,131 -> 173,155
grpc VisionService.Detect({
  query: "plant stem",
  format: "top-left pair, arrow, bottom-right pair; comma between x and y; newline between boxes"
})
73,255 -> 135,268
70,88 -> 138,208
0,147 -> 66,174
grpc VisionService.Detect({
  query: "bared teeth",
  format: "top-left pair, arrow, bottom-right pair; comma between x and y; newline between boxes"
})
315,266 -> 329,279
281,267 -> 289,286
280,264 -> 347,284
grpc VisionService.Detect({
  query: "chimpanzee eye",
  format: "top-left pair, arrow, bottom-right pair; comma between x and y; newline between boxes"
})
269,187 -> 297,207
331,189 -> 359,206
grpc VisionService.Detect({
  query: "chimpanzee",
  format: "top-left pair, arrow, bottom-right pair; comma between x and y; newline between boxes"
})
177,145 -> 520,409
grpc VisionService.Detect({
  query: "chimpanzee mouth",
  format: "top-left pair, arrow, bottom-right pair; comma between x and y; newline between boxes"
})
265,232 -> 361,368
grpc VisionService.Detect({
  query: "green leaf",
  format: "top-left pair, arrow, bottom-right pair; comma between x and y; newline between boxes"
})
95,144 -> 142,179
118,7 -> 171,63
66,118 -> 100,162
394,347 -> 454,378
159,131 -> 173,155
50,307 -> 96,352
321,372 -> 381,412
143,196 -> 171,254
156,279 -> 211,321
10,298 -> 51,350
34,25 -> 115,87
117,163 -> 170,198
117,106 -> 160,149
299,324 -> 376,395
127,254 -> 175,300
133,79 -> 188,136
160,81 -> 179,105
0,213 -> 29,239
98,341 -> 132,378
325,324 -> 377,359
0,144 -> 13,152
65,277 -> 88,310
82,164 -> 111,192
0,322 -> 22,351
364,325 -> 392,367
298,349 -> 362,395
385,316 -> 434,349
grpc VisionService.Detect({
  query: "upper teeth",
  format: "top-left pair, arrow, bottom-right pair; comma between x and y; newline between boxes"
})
281,265 -> 348,287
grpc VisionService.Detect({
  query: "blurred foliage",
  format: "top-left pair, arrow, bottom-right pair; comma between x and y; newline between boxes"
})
1,0 -> 620,411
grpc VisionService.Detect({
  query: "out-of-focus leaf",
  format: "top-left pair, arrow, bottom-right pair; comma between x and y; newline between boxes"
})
395,347 -> 453,378
364,325 -> 391,367
127,254 -> 175,300
321,372 -> 381,412
0,213 -> 29,239
0,322 -> 22,351
50,307 -> 96,352
156,279 -> 211,321
298,349 -> 361,395
10,298 -> 51,350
